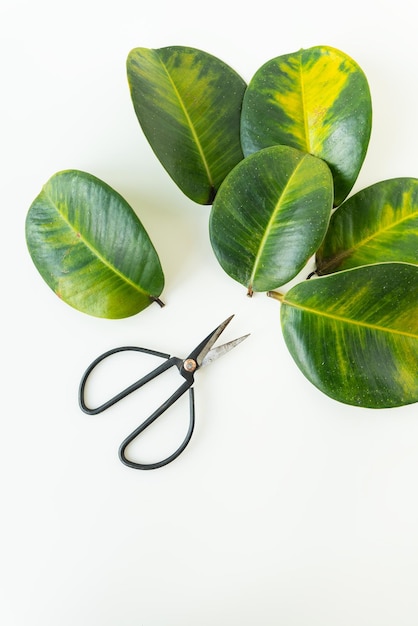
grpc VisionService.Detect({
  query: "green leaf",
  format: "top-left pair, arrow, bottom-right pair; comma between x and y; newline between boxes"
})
25,170 -> 164,319
127,45 -> 246,204
273,262 -> 418,408
209,145 -> 333,294
316,177 -> 418,275
240,45 -> 372,206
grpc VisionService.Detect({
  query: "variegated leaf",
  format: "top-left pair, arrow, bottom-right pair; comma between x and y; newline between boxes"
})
271,262 -> 418,408
209,145 -> 333,293
26,170 -> 164,319
241,45 -> 372,206
127,46 -> 246,204
316,177 -> 418,274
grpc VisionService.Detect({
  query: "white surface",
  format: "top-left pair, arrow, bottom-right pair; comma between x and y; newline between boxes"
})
3,1 -> 418,624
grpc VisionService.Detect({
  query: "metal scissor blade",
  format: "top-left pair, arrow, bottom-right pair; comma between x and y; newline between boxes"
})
200,334 -> 250,368
190,314 -> 235,366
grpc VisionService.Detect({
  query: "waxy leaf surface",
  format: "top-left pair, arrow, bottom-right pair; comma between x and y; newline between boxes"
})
127,46 -> 246,204
209,145 -> 333,293
278,263 -> 418,408
241,45 -> 372,206
316,177 -> 418,274
26,170 -> 164,319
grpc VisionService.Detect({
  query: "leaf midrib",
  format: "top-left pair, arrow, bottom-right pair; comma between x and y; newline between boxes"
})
299,53 -> 311,153
44,189 -> 150,297
320,208 -> 418,272
283,298 -> 418,339
248,155 -> 307,289
159,57 -> 214,190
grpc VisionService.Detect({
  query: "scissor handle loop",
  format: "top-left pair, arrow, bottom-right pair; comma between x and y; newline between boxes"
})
78,346 -> 173,415
119,384 -> 195,470
78,346 -> 195,470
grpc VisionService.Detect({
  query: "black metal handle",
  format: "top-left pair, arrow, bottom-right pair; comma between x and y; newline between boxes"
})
78,346 -> 174,415
78,346 -> 195,470
119,383 -> 195,470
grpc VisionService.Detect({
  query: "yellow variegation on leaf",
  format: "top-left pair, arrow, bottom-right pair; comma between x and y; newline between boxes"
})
270,263 -> 418,408
316,177 -> 418,274
127,46 -> 246,205
25,170 -> 165,319
209,145 -> 333,294
241,45 -> 372,206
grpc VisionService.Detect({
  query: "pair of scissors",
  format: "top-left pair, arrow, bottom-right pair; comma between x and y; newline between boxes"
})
79,315 -> 249,470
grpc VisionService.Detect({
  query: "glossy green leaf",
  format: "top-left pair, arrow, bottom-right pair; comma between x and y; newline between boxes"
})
25,170 -> 164,319
209,145 -> 333,294
127,45 -> 246,204
241,45 -> 372,206
273,262 -> 418,408
316,177 -> 418,275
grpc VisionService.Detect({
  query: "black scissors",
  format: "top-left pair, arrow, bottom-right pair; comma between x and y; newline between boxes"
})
79,315 -> 249,470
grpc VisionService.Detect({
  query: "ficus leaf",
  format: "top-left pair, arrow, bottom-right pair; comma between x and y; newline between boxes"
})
316,177 -> 418,275
25,169 -> 164,319
127,45 -> 246,205
271,262 -> 418,408
209,145 -> 333,294
240,45 -> 372,206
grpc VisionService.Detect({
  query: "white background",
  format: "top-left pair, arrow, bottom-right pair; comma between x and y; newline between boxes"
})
2,0 -> 418,624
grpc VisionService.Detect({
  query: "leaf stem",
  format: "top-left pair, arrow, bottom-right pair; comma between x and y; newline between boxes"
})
151,296 -> 165,308
267,290 -> 285,302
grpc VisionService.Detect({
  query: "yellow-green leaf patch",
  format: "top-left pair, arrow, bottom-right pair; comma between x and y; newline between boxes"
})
209,145 -> 333,293
316,177 -> 418,274
127,45 -> 246,204
241,45 -> 372,206
275,262 -> 418,408
26,170 -> 164,319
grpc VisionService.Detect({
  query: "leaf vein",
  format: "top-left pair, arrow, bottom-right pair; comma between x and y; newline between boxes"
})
284,299 -> 418,339
248,156 -> 308,288
43,189 -> 149,297
159,58 -> 214,190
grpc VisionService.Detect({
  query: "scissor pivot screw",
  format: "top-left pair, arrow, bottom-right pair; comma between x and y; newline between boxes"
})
183,358 -> 197,373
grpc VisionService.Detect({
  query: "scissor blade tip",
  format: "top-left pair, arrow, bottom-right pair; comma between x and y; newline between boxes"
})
236,333 -> 251,344
216,314 -> 235,332
199,332 -> 250,367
